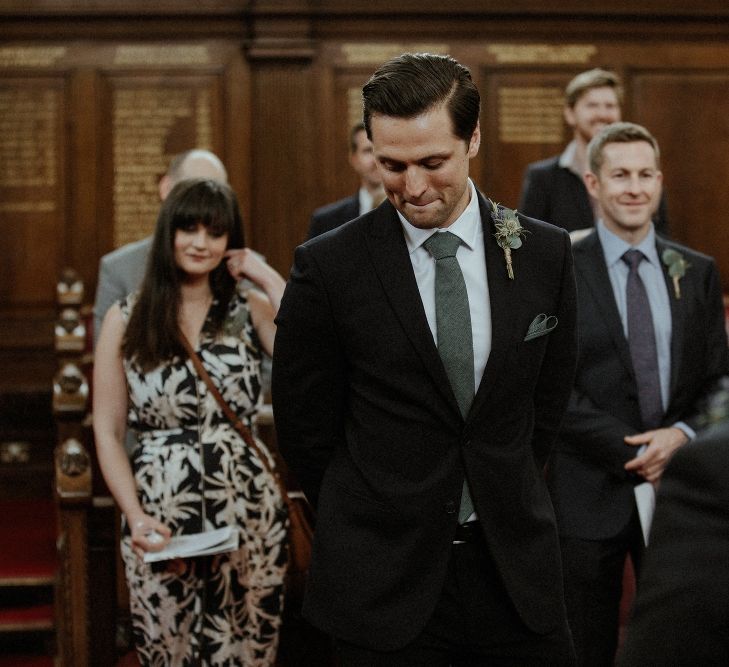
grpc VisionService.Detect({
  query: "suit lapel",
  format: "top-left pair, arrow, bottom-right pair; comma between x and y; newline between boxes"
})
468,194 -> 520,419
575,233 -> 634,377
656,238 -> 686,399
365,204 -> 460,414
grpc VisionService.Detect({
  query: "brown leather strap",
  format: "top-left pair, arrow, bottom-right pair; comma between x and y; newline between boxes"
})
179,334 -> 290,506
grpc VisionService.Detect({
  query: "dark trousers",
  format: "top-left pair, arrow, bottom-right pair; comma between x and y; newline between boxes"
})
337,527 -> 575,666
560,510 -> 644,667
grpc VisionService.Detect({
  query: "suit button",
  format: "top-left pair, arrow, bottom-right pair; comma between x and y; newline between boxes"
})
444,500 -> 457,514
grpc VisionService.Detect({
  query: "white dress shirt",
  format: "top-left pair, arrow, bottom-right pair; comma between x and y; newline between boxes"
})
398,179 -> 491,395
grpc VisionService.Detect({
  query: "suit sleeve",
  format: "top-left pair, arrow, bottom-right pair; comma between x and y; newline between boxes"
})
559,387 -> 641,476
530,230 -> 579,467
679,258 -> 729,431
93,256 -> 127,348
271,244 -> 346,508
518,166 -> 549,222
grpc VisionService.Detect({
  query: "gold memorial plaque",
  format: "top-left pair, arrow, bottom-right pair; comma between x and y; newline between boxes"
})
112,86 -> 214,247
113,45 -> 211,66
0,87 -> 58,188
342,43 -> 449,66
487,44 -> 597,65
0,46 -> 66,68
498,86 -> 565,144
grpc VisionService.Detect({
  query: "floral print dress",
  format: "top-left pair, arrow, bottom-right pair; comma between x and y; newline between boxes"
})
119,289 -> 287,667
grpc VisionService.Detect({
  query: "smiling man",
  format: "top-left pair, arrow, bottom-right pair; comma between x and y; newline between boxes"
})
546,122 -> 728,666
518,69 -> 669,236
273,52 -> 579,665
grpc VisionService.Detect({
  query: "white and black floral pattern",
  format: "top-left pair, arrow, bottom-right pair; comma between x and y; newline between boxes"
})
120,289 -> 287,666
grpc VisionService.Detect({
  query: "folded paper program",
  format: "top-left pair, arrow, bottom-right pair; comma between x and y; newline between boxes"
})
143,525 -> 238,563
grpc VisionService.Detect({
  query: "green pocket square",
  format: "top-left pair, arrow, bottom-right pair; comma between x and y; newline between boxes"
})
524,313 -> 558,341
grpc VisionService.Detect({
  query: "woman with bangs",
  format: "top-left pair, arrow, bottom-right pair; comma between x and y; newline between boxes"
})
94,178 -> 288,666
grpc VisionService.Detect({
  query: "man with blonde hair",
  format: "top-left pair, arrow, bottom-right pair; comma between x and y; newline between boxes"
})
547,121 -> 727,665
519,68 -> 668,235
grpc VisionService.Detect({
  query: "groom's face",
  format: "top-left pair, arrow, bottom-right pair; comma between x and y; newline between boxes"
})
370,103 -> 480,230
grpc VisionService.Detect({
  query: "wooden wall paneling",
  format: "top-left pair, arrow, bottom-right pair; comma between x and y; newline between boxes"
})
223,50 -> 253,229
312,57 -> 337,203
250,62 -> 316,275
632,70 -> 729,284
99,71 -> 226,253
325,68 -> 373,205
0,73 -> 68,391
68,69 -> 102,293
479,68 -> 574,208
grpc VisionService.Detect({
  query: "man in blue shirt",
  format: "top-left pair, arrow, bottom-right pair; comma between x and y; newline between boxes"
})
546,122 -> 728,666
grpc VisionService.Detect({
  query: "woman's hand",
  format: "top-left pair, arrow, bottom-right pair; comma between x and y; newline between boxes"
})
129,513 -> 172,559
225,249 -> 286,312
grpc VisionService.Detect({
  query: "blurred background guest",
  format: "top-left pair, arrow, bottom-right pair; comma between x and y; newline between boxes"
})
619,414 -> 729,666
306,121 -> 385,239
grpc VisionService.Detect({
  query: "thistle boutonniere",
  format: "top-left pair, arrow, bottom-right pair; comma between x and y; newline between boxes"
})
490,199 -> 529,280
661,248 -> 690,299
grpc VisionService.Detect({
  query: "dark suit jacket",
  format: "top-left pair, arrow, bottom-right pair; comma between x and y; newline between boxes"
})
619,423 -> 729,665
272,192 -> 578,650
519,155 -> 670,236
547,231 -> 728,541
307,193 -> 360,239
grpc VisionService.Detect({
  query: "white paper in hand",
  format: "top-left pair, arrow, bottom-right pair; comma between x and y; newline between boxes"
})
144,525 -> 239,563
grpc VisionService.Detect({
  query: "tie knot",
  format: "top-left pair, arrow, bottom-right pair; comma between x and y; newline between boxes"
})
622,249 -> 646,271
423,231 -> 462,260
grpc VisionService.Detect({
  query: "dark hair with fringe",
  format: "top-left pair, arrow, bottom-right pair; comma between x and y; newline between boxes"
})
122,178 -> 244,370
362,53 -> 480,145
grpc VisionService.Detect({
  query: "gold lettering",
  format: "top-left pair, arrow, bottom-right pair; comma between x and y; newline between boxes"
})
112,86 -> 214,247
498,87 -> 565,144
0,88 -> 58,187
342,43 -> 449,66
0,46 -> 66,68
114,45 -> 210,66
487,44 -> 597,65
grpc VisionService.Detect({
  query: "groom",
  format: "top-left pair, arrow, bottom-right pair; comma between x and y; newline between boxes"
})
273,52 -> 578,664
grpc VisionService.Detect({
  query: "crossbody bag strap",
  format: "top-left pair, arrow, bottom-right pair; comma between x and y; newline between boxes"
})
179,335 -> 290,505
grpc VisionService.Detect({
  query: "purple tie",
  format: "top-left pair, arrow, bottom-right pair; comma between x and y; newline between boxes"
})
622,249 -> 663,430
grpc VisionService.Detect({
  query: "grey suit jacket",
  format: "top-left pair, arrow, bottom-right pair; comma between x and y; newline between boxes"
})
93,236 -> 152,344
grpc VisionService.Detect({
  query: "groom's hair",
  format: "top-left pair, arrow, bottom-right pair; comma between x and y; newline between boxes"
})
362,52 -> 480,145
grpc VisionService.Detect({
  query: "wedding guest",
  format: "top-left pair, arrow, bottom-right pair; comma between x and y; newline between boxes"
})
93,178 -> 288,666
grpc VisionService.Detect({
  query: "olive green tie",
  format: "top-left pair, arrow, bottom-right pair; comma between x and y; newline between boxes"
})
423,231 -> 475,523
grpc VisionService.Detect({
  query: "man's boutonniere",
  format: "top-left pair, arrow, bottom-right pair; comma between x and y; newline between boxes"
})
661,248 -> 690,299
490,199 -> 529,280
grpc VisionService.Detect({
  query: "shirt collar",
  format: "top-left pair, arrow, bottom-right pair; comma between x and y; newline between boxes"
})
558,140 -> 578,169
400,179 -> 481,255
597,220 -> 659,269
358,187 -> 373,214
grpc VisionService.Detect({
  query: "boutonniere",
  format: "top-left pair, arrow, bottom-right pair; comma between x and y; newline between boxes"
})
489,199 -> 529,280
661,248 -> 690,299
